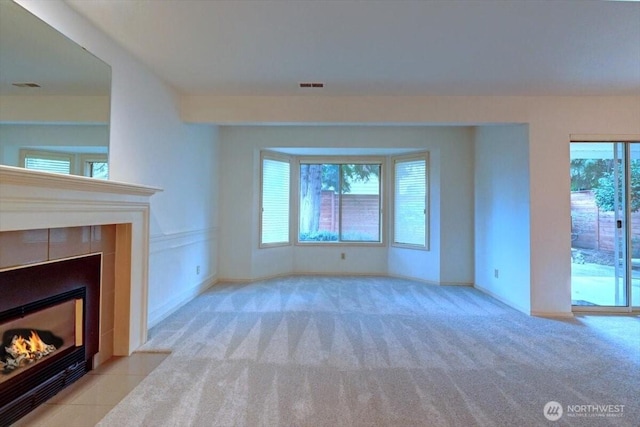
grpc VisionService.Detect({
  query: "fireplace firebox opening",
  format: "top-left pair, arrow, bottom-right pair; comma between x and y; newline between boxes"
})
1,296 -> 82,383
0,254 -> 100,426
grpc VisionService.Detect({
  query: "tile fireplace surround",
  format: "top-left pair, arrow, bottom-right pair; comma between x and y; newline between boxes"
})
0,165 -> 160,363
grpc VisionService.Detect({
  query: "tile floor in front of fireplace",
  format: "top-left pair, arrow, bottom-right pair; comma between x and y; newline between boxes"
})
12,352 -> 168,427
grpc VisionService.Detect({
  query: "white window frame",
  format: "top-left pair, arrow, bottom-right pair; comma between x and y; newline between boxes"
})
296,156 -> 384,246
391,152 -> 429,250
259,151 -> 292,248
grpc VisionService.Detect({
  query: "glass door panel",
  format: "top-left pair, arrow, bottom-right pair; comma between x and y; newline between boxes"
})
630,144 -> 640,308
570,142 -> 628,307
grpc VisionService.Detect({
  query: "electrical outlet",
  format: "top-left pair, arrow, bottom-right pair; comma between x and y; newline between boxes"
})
196,265 -> 201,275
494,269 -> 499,279
341,253 -> 346,260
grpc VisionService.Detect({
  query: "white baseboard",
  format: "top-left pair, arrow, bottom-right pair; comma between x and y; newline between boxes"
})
387,273 -> 472,287
219,272 -> 473,287
531,311 -> 574,318
218,271 -> 387,284
476,286 -> 575,318
474,284 -> 531,315
147,274 -> 217,328
439,281 -> 474,286
387,273 -> 439,285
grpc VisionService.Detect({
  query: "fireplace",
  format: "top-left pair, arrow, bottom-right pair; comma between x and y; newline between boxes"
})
0,255 -> 101,425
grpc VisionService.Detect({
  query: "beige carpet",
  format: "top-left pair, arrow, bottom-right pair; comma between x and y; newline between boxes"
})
98,276 -> 639,426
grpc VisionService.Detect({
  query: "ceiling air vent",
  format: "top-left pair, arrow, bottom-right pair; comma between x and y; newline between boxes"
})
299,82 -> 324,88
12,82 -> 41,88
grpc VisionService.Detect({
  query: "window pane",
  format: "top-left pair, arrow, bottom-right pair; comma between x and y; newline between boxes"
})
24,156 -> 71,175
261,158 -> 290,245
340,164 -> 380,241
300,163 -> 336,241
90,162 -> 109,179
394,159 -> 426,246
299,163 -> 381,243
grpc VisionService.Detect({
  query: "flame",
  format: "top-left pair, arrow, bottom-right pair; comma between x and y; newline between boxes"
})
11,336 -> 30,356
7,331 -> 55,360
29,331 -> 47,353
2,330 -> 57,373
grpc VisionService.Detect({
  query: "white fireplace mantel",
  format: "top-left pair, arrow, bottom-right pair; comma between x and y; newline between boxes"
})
0,165 -> 162,355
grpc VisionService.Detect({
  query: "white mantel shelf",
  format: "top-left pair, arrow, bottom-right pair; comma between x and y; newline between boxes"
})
0,165 -> 162,196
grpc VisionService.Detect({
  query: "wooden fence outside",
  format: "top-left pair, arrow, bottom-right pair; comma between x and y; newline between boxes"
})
318,190 -> 380,238
571,190 -> 640,253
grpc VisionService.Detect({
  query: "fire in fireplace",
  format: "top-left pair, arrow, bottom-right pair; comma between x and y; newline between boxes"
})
0,295 -> 80,386
0,254 -> 100,426
2,329 -> 61,373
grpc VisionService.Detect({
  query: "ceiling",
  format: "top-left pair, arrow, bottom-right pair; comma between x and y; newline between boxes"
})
65,0 -> 640,96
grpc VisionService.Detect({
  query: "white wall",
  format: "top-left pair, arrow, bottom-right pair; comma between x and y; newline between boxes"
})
17,0 -> 220,329
219,125 -> 474,283
474,125 -> 531,313
439,135 -> 475,284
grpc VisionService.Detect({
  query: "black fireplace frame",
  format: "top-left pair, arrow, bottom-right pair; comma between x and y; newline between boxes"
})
0,254 -> 101,425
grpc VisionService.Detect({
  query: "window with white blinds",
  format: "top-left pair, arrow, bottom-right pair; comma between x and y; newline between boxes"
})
22,151 -> 72,175
260,154 -> 291,246
393,154 -> 428,248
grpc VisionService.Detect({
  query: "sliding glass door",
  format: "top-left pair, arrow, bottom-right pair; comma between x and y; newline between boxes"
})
631,144 -> 640,308
570,142 -> 639,310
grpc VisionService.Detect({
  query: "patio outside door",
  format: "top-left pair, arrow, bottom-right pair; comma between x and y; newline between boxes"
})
570,142 -> 638,310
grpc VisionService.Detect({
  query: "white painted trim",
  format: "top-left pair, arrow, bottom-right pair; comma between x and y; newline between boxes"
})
0,165 -> 161,196
474,284 -> 532,315
217,271 -> 383,284
387,273 -> 439,285
150,227 -> 218,254
216,277 -> 260,284
439,281 -> 474,286
147,274 -> 217,328
218,271 -> 474,287
531,311 -> 575,318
